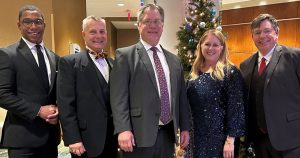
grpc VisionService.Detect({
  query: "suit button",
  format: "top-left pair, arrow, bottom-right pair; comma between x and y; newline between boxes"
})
155,113 -> 159,116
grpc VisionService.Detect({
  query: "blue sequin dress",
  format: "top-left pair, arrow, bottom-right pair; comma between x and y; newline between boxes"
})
187,66 -> 245,158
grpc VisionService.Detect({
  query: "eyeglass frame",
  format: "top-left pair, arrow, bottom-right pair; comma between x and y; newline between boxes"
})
140,19 -> 163,26
252,28 -> 276,37
21,18 -> 45,27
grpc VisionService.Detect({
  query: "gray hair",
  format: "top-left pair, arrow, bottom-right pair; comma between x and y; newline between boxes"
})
18,5 -> 44,21
82,15 -> 106,31
251,14 -> 279,32
137,3 -> 164,23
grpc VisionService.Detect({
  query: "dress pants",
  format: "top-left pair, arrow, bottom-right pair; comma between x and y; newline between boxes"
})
122,121 -> 175,158
254,131 -> 300,158
8,141 -> 57,158
71,117 -> 118,158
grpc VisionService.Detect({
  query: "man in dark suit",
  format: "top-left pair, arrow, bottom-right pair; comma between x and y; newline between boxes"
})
110,4 -> 190,158
0,5 -> 60,158
240,14 -> 300,158
57,15 -> 118,158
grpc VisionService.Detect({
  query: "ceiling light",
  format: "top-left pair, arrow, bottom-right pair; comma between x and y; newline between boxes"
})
117,3 -> 124,6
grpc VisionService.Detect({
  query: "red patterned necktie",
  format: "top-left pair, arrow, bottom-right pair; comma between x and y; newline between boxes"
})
150,47 -> 170,124
258,57 -> 266,76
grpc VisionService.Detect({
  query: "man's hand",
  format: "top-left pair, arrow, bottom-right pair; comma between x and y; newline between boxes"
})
38,105 -> 58,124
69,142 -> 86,156
118,131 -> 135,152
180,130 -> 189,149
46,106 -> 58,125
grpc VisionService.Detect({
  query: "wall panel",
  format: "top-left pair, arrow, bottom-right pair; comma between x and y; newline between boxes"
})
222,1 -> 300,66
222,7 -> 254,25
253,2 -> 298,19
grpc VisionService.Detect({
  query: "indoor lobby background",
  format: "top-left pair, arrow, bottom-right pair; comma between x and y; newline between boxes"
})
0,0 -> 300,157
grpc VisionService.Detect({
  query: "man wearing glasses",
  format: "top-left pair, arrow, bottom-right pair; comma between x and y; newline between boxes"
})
110,4 -> 190,158
240,14 -> 300,157
0,5 -> 60,158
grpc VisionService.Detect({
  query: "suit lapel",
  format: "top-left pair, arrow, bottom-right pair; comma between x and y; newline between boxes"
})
136,42 -> 159,93
106,57 -> 113,72
80,51 -> 106,107
264,45 -> 282,89
45,48 -> 57,93
161,47 -> 176,109
18,39 -> 40,71
18,39 -> 49,92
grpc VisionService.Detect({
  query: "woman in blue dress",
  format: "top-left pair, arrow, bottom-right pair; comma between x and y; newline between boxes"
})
187,29 -> 245,158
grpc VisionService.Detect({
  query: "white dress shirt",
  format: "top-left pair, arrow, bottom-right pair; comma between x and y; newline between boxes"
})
22,37 -> 51,85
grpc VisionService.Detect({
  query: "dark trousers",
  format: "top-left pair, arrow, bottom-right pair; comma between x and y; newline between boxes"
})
71,118 -> 118,158
121,122 -> 175,158
8,142 -> 57,158
71,139 -> 118,158
254,131 -> 300,158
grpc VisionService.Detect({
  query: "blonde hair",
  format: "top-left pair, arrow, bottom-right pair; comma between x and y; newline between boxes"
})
190,29 -> 233,80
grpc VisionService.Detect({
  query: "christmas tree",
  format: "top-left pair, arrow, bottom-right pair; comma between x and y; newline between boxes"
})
176,0 -> 222,72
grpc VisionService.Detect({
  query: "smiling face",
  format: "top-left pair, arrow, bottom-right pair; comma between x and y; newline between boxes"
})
18,10 -> 45,44
252,19 -> 278,55
137,8 -> 163,46
200,33 -> 223,65
82,19 -> 107,53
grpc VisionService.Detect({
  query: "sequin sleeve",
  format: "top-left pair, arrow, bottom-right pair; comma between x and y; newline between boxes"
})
224,66 -> 246,137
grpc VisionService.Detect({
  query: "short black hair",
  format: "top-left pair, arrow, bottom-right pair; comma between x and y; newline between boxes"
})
18,5 -> 44,21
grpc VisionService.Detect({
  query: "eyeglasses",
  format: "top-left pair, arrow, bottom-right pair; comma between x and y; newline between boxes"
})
21,19 -> 44,27
140,19 -> 162,26
253,28 -> 275,36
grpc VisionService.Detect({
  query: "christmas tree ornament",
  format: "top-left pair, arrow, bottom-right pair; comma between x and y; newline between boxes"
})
216,26 -> 222,31
176,0 -> 221,72
199,22 -> 206,28
188,38 -> 194,45
210,9 -> 216,16
185,23 -> 192,32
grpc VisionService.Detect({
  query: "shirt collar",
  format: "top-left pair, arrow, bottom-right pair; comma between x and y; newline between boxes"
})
22,37 -> 45,50
140,39 -> 163,53
258,44 -> 276,62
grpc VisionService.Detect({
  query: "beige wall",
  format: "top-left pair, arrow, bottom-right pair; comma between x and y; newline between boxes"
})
117,29 -> 139,49
0,0 -> 53,48
52,0 -> 86,57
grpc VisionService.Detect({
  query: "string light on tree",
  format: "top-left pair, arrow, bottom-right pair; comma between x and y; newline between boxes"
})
176,0 -> 221,72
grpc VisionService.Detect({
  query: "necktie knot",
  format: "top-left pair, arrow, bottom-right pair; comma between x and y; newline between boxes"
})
90,50 -> 107,59
150,47 -> 157,54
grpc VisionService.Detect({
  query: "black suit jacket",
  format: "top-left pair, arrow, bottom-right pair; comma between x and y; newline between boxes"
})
240,45 -> 300,150
57,49 -> 114,157
0,39 -> 60,148
110,42 -> 190,147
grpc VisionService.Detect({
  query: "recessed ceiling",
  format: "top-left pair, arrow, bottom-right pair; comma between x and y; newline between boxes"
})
86,0 -> 299,28
111,21 -> 137,29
